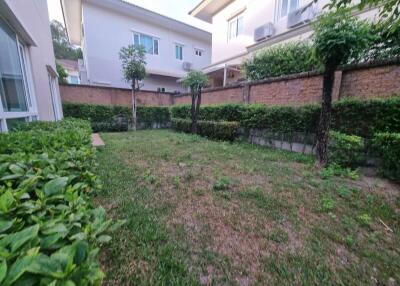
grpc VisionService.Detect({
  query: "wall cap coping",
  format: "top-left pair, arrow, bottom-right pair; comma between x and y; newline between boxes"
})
59,83 -> 176,95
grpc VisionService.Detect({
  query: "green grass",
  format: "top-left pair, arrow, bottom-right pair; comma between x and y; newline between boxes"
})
96,130 -> 400,285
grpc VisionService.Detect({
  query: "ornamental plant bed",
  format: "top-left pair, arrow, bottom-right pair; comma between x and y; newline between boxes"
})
0,119 -> 123,285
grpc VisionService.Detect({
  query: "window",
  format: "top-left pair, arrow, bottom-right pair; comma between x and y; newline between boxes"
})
275,0 -> 299,20
195,49 -> 203,57
68,75 -> 80,85
0,17 -> 37,132
133,33 -> 159,55
175,45 -> 183,60
228,15 -> 244,40
48,73 -> 61,121
0,19 -> 28,112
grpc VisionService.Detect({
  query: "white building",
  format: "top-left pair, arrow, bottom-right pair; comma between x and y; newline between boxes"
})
190,0 -> 379,87
0,0 -> 63,132
61,0 -> 212,92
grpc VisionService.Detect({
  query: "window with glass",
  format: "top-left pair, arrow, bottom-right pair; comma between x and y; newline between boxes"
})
275,0 -> 299,21
68,75 -> 80,85
175,45 -> 183,60
133,33 -> 159,55
0,18 -> 28,112
195,49 -> 203,57
228,15 -> 244,40
0,17 -> 37,132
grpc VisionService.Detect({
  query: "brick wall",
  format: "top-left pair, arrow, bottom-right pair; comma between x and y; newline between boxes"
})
60,60 -> 400,107
60,84 -> 174,106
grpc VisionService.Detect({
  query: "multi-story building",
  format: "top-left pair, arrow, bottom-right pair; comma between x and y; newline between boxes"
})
190,0 -> 379,87
0,0 -> 63,132
61,0 -> 212,92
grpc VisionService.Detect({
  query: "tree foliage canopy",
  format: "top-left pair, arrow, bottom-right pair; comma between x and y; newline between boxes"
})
119,45 -> 146,89
327,0 -> 400,32
182,71 -> 209,92
50,20 -> 82,60
56,63 -> 68,84
312,9 -> 374,66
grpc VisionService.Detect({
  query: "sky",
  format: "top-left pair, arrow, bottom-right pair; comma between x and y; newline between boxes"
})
47,0 -> 211,31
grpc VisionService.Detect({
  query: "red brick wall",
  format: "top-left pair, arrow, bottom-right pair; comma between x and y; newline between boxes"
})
339,64 -> 400,100
60,84 -> 173,106
60,61 -> 400,107
174,86 -> 243,105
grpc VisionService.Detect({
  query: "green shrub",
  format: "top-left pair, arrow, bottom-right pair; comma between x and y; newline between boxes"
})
171,118 -> 239,141
63,102 -> 171,132
171,97 -> 400,138
0,119 -> 123,285
243,41 -> 323,80
328,131 -> 365,167
373,132 -> 400,180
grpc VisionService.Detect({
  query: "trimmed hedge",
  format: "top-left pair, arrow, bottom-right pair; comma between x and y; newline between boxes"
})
171,97 -> 400,138
171,118 -> 239,141
373,133 -> 400,180
243,41 -> 323,80
0,119 -> 122,285
63,102 -> 171,132
328,131 -> 365,167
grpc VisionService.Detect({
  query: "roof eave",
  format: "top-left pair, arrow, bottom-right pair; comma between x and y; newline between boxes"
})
189,0 -> 235,23
60,0 -> 82,45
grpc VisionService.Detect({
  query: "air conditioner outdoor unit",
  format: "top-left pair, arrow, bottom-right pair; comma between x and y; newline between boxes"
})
287,3 -> 316,28
182,62 -> 192,71
254,22 -> 275,42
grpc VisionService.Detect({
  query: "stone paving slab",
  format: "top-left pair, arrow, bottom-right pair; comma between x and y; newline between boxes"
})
92,133 -> 105,147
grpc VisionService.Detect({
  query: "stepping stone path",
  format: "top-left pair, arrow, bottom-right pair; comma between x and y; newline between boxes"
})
92,133 -> 105,147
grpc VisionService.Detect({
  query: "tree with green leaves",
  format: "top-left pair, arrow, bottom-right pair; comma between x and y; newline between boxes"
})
119,45 -> 146,130
312,9 -> 373,167
56,63 -> 68,84
182,71 -> 209,134
326,0 -> 400,33
50,20 -> 82,60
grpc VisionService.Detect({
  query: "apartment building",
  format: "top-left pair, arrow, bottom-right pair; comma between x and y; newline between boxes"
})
190,0 -> 379,87
61,0 -> 212,92
0,0 -> 63,132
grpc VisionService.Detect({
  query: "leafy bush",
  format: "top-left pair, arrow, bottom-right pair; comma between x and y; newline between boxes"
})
373,132 -> 400,180
63,102 -> 171,132
328,131 -> 365,167
171,97 -> 400,138
243,41 -> 323,80
0,119 -> 123,285
171,118 -> 239,141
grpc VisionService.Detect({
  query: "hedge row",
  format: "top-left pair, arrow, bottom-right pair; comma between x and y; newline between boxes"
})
0,119 -> 123,285
170,97 -> 400,138
373,133 -> 400,180
63,102 -> 170,132
171,118 -> 239,141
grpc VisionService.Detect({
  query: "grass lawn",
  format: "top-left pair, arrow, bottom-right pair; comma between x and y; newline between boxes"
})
95,130 -> 399,286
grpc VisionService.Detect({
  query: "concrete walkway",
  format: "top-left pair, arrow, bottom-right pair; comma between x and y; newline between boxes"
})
92,133 -> 105,147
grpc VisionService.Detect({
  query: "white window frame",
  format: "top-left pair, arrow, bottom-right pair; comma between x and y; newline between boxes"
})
275,0 -> 299,21
175,44 -> 183,61
48,72 -> 62,121
227,14 -> 244,41
0,19 -> 38,132
133,32 -> 159,55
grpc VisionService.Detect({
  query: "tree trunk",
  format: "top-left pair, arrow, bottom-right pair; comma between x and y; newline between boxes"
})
193,90 -> 202,134
131,83 -> 137,131
315,63 -> 336,168
190,89 -> 197,134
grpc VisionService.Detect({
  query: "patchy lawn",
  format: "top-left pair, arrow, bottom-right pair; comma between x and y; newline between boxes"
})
95,130 -> 400,286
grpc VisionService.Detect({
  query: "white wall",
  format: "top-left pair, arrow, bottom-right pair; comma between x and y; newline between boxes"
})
4,0 -> 62,121
82,3 -> 211,92
210,0 -> 380,65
